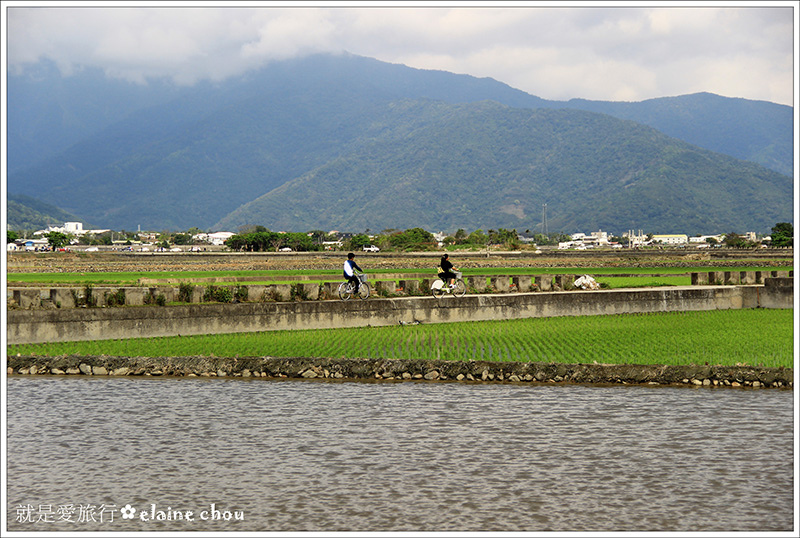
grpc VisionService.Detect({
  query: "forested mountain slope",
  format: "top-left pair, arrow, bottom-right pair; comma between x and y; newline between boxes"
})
7,53 -> 793,233
215,100 -> 792,234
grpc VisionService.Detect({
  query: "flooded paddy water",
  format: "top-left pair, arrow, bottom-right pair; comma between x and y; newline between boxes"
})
6,374 -> 795,533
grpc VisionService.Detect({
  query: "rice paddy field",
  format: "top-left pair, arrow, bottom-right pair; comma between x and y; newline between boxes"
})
7,251 -> 794,368
9,309 -> 794,368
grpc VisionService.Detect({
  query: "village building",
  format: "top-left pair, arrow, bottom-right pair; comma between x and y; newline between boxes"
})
192,231 -> 236,245
33,222 -> 111,238
651,234 -> 689,245
689,234 -> 724,245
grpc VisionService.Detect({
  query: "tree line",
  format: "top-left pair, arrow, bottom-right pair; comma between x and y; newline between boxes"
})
8,223 -> 793,252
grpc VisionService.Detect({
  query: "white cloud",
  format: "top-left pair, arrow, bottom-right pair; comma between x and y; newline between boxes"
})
5,4 -> 795,105
240,9 -> 338,60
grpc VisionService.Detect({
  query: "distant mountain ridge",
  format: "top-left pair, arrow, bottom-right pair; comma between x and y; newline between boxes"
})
557,92 -> 793,177
215,100 -> 791,234
6,53 -> 794,234
6,194 -> 89,231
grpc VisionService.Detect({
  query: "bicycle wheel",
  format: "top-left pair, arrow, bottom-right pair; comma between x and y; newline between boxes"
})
338,282 -> 353,301
453,279 -> 467,297
431,279 -> 445,298
357,283 -> 370,300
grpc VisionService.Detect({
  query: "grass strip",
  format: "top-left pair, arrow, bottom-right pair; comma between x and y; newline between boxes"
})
595,276 -> 690,288
5,269 -> 341,285
9,309 -> 793,368
7,265 -> 790,285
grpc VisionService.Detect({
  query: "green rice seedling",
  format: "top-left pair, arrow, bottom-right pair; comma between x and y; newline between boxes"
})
10,309 -> 793,368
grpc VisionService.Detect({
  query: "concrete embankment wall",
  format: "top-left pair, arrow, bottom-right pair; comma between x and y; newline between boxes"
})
7,355 -> 792,390
7,282 -> 792,345
8,271 -> 793,309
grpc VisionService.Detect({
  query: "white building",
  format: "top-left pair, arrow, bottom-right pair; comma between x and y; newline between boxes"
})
651,234 -> 688,245
34,222 -> 109,237
193,231 -> 235,245
209,232 -> 235,245
624,230 -> 648,248
568,230 -> 611,247
689,234 -> 724,244
591,230 -> 610,245
322,240 -> 343,250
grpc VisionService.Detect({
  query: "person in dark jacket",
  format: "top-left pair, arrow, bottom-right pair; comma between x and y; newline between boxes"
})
343,252 -> 364,292
438,253 -> 458,287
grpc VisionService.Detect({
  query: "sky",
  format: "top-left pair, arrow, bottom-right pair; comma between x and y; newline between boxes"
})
3,1 -> 797,106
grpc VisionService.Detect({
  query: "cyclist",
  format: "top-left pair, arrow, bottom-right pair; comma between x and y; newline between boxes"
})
343,252 -> 364,293
438,253 -> 458,288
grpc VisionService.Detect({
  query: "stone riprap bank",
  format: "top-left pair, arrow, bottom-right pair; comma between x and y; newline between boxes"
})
7,355 -> 792,390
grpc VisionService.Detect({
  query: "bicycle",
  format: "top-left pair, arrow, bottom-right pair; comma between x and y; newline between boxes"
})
338,273 -> 370,300
431,270 -> 466,298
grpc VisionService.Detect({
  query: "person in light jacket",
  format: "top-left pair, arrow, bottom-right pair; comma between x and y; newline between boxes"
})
343,252 -> 364,293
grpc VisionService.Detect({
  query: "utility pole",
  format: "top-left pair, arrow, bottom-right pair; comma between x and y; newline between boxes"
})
542,203 -> 548,238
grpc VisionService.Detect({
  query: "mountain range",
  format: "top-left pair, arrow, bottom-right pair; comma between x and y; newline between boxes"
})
6,53 -> 794,234
6,194 -> 88,232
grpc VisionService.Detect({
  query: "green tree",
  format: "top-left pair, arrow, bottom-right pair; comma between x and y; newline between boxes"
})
387,228 -> 436,251
95,232 -> 113,245
225,234 -> 246,251
489,228 -> 520,249
225,230 -> 284,252
770,222 -> 793,248
373,233 -> 392,251
283,232 -> 317,251
171,233 -> 192,245
7,230 -> 19,243
237,225 -> 268,234
307,230 -> 329,247
347,234 -> 371,250
723,232 -> 746,248
533,233 -> 549,245
45,231 -> 69,249
467,229 -> 488,246
268,233 -> 285,252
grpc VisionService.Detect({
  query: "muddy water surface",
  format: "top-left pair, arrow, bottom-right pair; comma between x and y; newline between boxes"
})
6,376 -> 794,532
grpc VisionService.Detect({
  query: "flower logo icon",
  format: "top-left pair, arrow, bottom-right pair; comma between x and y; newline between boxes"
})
121,504 -> 137,519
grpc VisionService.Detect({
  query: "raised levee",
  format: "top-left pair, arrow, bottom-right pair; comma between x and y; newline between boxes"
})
8,284 -> 792,345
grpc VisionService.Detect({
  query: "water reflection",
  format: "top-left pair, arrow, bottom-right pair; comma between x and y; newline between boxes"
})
6,376 -> 794,532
